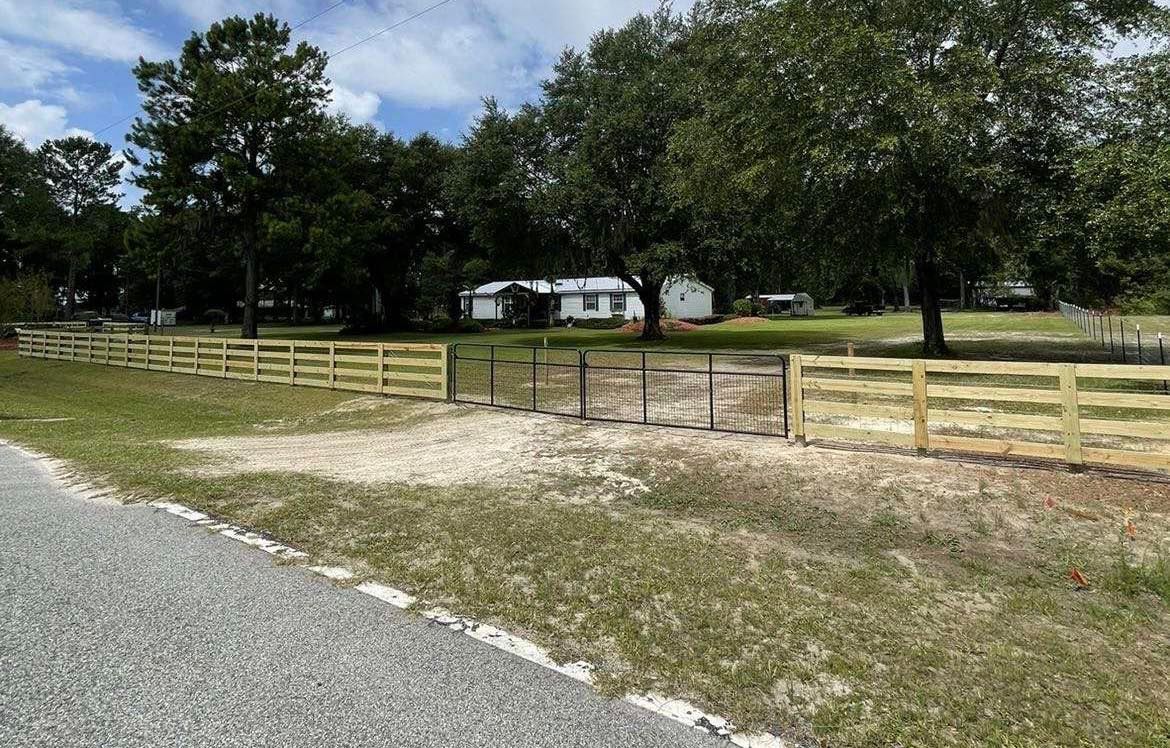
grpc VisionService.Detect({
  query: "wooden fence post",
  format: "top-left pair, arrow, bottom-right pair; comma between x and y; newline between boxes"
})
847,341 -> 855,377
124,334 -> 129,367
289,342 -> 295,385
378,343 -> 385,395
790,354 -> 805,445
222,340 -> 228,378
145,336 -> 151,370
1060,364 -> 1083,469
253,340 -> 259,381
194,338 -> 200,375
329,342 -> 336,389
912,359 -> 929,454
439,344 -> 449,400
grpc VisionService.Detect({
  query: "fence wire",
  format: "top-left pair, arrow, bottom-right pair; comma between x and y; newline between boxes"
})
452,344 -> 788,437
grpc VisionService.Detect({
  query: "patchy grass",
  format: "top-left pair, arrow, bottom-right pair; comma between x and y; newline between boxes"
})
3,352 -> 1170,746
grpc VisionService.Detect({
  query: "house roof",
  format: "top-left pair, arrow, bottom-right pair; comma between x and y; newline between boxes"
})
460,275 -> 712,296
757,293 -> 813,302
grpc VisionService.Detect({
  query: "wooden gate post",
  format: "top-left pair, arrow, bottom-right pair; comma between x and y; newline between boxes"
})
790,354 -> 806,445
1060,364 -> 1083,469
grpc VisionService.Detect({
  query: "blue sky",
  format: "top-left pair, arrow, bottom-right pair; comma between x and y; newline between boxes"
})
1,1 -> 1162,207
0,0 -> 668,203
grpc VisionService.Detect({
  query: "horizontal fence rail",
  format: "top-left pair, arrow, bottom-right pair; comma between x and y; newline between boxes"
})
451,344 -> 789,437
16,329 -> 447,400
791,354 -> 1170,474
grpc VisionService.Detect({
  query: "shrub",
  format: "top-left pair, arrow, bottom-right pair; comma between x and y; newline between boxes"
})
456,317 -> 484,333
733,299 -> 766,317
428,315 -> 454,333
570,315 -> 628,329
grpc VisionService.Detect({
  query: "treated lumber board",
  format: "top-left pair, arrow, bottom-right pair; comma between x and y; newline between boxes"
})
927,384 -> 1063,404
922,360 -> 1058,377
803,377 -> 914,397
1077,390 -> 1170,410
912,360 -> 929,450
803,400 -> 915,420
928,434 -> 1065,460
1059,363 -> 1083,465
805,422 -> 915,447
1079,418 -> 1170,440
1074,363 -> 1170,381
1081,447 -> 1170,472
802,355 -> 912,371
927,409 -> 1062,431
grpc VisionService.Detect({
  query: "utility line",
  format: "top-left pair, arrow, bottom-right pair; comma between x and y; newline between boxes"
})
94,0 -> 455,138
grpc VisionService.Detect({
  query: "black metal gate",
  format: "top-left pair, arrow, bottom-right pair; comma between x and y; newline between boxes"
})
451,344 -> 788,437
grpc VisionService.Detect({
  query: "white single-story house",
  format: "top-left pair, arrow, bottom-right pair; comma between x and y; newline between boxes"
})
459,276 -> 713,323
756,293 -> 815,316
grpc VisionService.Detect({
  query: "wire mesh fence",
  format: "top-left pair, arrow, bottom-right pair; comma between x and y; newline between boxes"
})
1060,301 -> 1169,377
452,344 -> 789,437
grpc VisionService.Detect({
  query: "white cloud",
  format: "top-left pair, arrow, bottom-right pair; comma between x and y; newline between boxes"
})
0,1 -> 169,63
160,0 -> 678,125
0,99 -> 92,145
327,85 -> 382,122
0,39 -> 76,90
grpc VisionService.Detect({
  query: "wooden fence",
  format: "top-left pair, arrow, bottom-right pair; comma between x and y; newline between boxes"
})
790,354 -> 1170,473
17,328 -> 447,400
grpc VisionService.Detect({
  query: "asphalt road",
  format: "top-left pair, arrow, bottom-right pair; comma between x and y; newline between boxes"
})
0,445 -> 718,748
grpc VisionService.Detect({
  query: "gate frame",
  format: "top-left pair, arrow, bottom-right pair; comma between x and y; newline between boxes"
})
451,343 -> 789,438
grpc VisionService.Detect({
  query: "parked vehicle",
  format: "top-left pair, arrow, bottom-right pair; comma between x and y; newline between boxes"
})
842,302 -> 883,316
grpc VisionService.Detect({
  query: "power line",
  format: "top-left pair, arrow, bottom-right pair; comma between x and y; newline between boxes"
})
95,0 -> 455,138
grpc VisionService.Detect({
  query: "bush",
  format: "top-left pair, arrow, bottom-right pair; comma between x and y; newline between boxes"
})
569,315 -> 628,329
428,315 -> 454,333
732,298 -> 765,317
681,314 -> 727,326
456,317 -> 484,333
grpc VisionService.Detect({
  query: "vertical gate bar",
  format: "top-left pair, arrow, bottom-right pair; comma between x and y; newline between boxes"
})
532,346 -> 537,411
579,350 -> 586,420
708,353 -> 715,430
253,340 -> 259,381
168,338 -> 174,372
641,351 -> 647,424
790,354 -> 805,445
1159,333 -> 1166,394
451,346 -> 458,402
1120,321 -> 1126,363
781,356 -> 789,438
1137,326 -> 1143,364
329,342 -> 336,389
489,345 -> 495,406
378,343 -> 385,395
289,342 -> 295,385
195,337 -> 200,374
1108,314 -> 1114,353
222,339 -> 228,378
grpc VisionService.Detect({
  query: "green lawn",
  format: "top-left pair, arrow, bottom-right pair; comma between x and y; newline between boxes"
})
172,309 -> 1105,362
2,351 -> 1168,746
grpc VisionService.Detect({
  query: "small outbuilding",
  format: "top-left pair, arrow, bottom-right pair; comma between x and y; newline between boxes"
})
756,293 -> 815,316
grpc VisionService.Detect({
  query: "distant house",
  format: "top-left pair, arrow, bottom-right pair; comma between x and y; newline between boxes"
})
756,293 -> 815,316
459,276 -> 714,323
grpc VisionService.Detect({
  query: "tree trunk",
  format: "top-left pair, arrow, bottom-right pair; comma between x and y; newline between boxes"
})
915,248 -> 947,356
65,254 -> 78,320
902,259 -> 912,310
621,273 -> 665,341
241,243 -> 258,339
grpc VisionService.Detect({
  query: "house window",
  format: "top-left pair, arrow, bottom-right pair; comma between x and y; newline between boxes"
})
679,293 -> 686,301
500,295 -> 513,316
611,293 -> 626,312
583,293 -> 599,311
